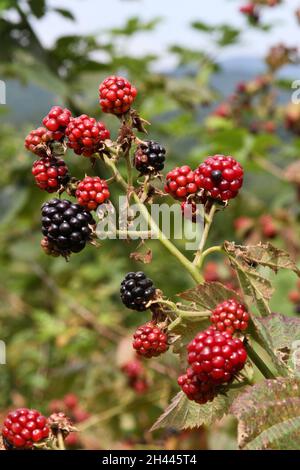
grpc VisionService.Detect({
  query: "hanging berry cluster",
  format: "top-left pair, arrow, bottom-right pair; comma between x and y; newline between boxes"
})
23,73 -> 252,414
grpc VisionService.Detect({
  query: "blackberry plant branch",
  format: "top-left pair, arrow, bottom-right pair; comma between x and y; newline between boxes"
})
102,155 -> 204,284
193,203 -> 218,267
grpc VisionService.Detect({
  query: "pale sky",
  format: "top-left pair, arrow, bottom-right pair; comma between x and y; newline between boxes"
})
31,0 -> 300,68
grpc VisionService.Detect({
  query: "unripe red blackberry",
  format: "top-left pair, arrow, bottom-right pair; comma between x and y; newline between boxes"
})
41,198 -> 95,255
195,155 -> 244,201
133,322 -> 169,358
99,75 -> 137,115
134,141 -> 166,175
187,327 -> 247,385
24,127 -> 54,156
65,114 -> 110,157
42,106 -> 72,139
2,408 -> 49,450
32,156 -> 70,193
178,368 -> 217,404
75,176 -> 110,211
120,271 -> 156,311
210,298 -> 249,334
164,166 -> 199,200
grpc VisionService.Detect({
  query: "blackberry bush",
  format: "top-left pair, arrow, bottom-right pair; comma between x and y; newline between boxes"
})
21,70 -> 300,451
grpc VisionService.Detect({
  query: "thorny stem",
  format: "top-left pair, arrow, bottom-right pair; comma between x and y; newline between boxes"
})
102,155 -> 203,284
247,343 -> 276,379
193,204 -> 218,268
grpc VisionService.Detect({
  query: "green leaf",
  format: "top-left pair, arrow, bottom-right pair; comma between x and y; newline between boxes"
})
223,242 -> 300,316
0,0 -> 14,11
224,242 -> 300,276
191,21 -> 214,33
178,281 -> 242,310
230,377 -> 300,449
252,314 -> 300,376
150,390 -> 236,432
110,16 -> 161,36
28,0 -> 46,18
53,8 -> 75,21
216,25 -> 240,47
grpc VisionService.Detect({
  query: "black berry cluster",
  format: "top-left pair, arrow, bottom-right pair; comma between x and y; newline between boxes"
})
134,141 -> 166,175
120,272 -> 156,311
41,199 -> 95,255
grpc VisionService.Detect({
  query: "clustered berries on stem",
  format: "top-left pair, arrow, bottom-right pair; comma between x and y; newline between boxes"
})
24,73 -> 262,426
1,407 -> 75,450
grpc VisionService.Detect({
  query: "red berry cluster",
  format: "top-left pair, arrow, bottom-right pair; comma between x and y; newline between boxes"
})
164,165 -> 199,200
133,322 -> 169,358
42,106 -> 72,140
165,156 -> 244,218
32,156 -> 70,193
75,176 -> 110,211
2,408 -> 49,449
121,359 -> 149,394
25,127 -> 54,156
210,298 -> 249,334
99,76 -> 137,114
65,114 -> 110,157
195,155 -> 243,201
178,326 -> 247,404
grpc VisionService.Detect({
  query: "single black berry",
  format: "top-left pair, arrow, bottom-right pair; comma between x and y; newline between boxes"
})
41,199 -> 95,256
134,141 -> 166,175
120,271 -> 156,311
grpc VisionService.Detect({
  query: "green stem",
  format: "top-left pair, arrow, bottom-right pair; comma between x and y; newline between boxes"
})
247,343 -> 275,379
103,156 -> 203,284
201,245 -> 222,260
193,204 -> 217,267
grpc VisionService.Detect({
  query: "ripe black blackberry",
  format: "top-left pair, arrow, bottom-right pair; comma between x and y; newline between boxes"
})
134,141 -> 166,175
120,271 -> 156,311
41,199 -> 95,255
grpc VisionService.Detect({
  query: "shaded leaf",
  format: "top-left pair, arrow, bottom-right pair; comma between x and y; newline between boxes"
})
230,377 -> 300,449
224,242 -> 276,316
252,314 -> 300,376
178,281 -> 242,310
224,241 -> 300,276
28,0 -> 46,18
150,390 -> 236,432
